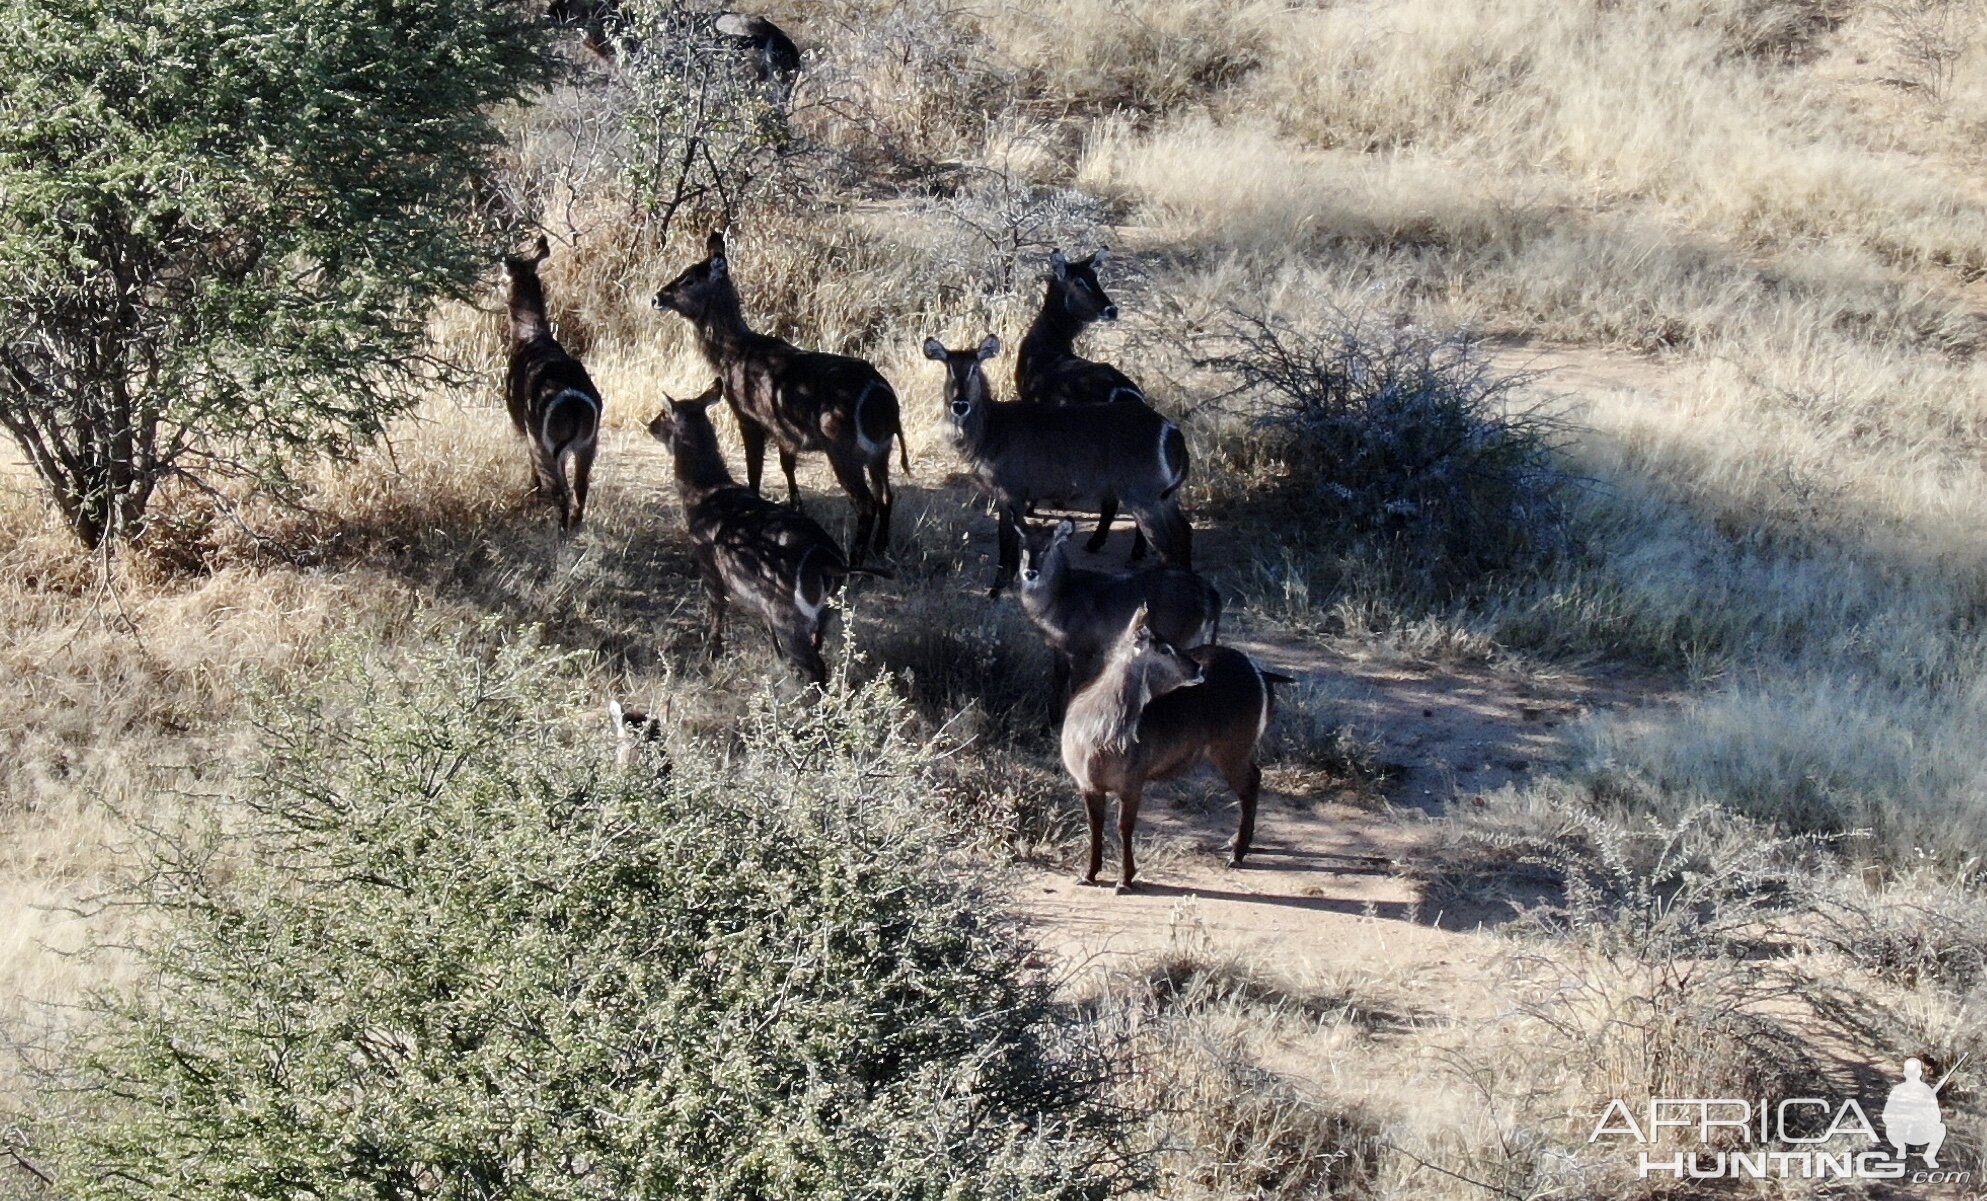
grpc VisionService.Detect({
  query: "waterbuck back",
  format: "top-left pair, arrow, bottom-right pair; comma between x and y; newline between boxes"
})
647,382 -> 865,685
1060,607 -> 1293,891
1019,519 -> 1221,706
924,334 -> 1191,596
654,231 -> 906,566
503,235 -> 602,530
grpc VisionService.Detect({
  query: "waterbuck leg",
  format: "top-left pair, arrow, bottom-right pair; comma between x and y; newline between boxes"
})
1079,791 -> 1107,885
1218,756 -> 1262,867
738,415 -> 769,495
1050,654 -> 1072,721
827,454 -> 878,568
1085,497 -> 1119,554
779,448 -> 802,507
1133,503 -> 1193,569
776,623 -> 828,687
536,443 -> 572,527
569,443 -> 596,529
866,459 -> 894,558
1116,785 -> 1144,892
989,502 -> 1023,598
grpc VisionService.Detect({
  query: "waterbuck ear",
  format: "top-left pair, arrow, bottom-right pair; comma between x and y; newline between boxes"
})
1089,245 -> 1109,266
1048,248 -> 1068,279
1051,519 -> 1075,544
921,337 -> 947,361
708,256 -> 728,281
699,375 -> 725,403
976,334 -> 1001,360
531,235 -> 551,264
1127,601 -> 1153,642
706,230 -> 727,259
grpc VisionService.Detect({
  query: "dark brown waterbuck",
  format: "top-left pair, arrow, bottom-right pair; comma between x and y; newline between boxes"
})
1017,246 -> 1152,558
547,1 -> 799,87
1061,606 -> 1294,892
1018,518 -> 1221,711
922,334 -> 1191,597
647,382 -> 877,685
654,231 -> 907,566
503,236 -> 602,530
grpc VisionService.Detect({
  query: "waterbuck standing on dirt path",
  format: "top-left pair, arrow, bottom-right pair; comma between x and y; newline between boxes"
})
1017,246 -> 1152,559
654,231 -> 907,566
1061,606 -> 1294,891
923,334 -> 1191,597
648,382 -> 878,686
1019,518 -> 1222,711
503,236 -> 602,531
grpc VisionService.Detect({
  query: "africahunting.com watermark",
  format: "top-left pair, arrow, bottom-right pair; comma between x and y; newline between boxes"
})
1591,1056 -> 1972,1184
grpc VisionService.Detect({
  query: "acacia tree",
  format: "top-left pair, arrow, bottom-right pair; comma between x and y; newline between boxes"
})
0,0 -> 551,548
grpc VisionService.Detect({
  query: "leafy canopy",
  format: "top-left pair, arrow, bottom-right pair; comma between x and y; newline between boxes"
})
0,0 -> 549,545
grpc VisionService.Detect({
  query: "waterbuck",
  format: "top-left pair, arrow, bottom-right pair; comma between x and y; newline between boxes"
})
503,235 -> 602,530
654,231 -> 907,566
1061,606 -> 1294,892
607,698 -> 665,767
1019,518 -> 1221,710
548,2 -> 799,87
1017,247 -> 1150,558
921,334 -> 1191,597
648,382 -> 875,685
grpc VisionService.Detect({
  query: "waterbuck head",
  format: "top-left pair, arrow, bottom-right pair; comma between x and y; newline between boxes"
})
607,697 -> 665,766
1113,603 -> 1205,700
922,333 -> 1001,424
647,378 -> 730,487
502,235 -> 553,340
652,230 -> 734,320
1047,247 -> 1117,324
1018,518 -> 1076,589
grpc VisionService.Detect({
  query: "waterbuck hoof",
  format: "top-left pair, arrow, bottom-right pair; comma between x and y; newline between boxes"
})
1226,853 -> 1246,869
1075,875 -> 1103,888
1113,879 -> 1138,895
1084,535 -> 1109,554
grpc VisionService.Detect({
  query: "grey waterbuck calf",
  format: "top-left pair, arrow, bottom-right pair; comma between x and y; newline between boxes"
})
648,382 -> 876,685
1017,246 -> 1150,559
654,231 -> 907,565
1061,606 -> 1294,892
1019,518 -> 1221,710
504,236 -> 602,530
922,334 -> 1191,596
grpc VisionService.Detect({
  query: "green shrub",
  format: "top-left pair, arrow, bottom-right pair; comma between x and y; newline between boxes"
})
0,0 -> 551,547
37,637 -> 1132,1200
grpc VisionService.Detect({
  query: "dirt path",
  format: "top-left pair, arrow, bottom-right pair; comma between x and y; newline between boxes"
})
1009,340 -> 1686,978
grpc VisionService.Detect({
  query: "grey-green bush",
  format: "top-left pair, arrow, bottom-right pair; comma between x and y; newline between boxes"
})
1199,312 -> 1570,598
36,638 -> 1133,1200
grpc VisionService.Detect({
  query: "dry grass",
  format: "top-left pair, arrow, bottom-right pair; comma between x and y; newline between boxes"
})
13,0 -> 1987,1194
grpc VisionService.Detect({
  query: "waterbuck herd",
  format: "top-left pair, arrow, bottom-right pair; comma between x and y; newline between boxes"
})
507,231 -> 1294,892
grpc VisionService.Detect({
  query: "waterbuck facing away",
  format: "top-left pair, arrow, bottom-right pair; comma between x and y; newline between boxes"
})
922,334 -> 1191,597
1061,606 -> 1294,892
1017,247 -> 1150,559
654,231 -> 907,566
1019,518 -> 1221,710
503,236 -> 602,530
648,382 -> 877,686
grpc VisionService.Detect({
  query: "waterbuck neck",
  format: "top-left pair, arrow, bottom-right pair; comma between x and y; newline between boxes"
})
669,415 -> 737,497
507,273 -> 551,344
1070,652 -> 1159,756
1021,278 -> 1087,360
686,280 -> 754,365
